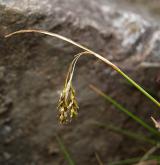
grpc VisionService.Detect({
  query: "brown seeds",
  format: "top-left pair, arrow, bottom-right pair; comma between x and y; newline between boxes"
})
58,85 -> 79,124
57,51 -> 90,124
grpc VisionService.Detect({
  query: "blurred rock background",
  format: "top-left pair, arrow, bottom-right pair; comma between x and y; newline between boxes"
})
0,0 -> 160,164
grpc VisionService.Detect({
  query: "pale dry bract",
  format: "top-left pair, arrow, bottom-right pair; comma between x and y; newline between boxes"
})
5,29 -> 160,125
151,117 -> 160,131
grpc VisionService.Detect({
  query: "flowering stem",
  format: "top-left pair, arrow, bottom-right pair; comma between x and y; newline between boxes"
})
5,29 -> 160,107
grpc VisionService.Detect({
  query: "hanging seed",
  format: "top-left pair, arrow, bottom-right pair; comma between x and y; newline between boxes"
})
57,52 -> 88,124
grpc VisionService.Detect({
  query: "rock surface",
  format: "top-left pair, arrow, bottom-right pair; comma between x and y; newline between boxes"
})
0,0 -> 160,164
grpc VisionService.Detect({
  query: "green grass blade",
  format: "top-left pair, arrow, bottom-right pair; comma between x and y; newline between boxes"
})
90,85 -> 160,137
94,122 -> 157,145
56,134 -> 75,165
95,152 -> 104,165
116,68 -> 160,107
109,156 -> 160,165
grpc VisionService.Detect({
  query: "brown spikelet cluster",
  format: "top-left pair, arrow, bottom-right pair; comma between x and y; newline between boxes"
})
57,52 -> 87,124
58,85 -> 79,124
57,51 -> 90,124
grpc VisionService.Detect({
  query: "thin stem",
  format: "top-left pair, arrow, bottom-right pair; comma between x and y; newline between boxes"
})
55,134 -> 75,165
66,51 -> 91,87
65,51 -> 90,98
116,69 -> 160,107
95,152 -> 104,165
139,143 -> 160,163
5,29 -> 160,107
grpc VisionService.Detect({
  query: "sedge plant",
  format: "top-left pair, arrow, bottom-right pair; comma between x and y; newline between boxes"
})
5,29 -> 160,124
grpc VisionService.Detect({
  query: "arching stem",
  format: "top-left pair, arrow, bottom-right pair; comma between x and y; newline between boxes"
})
5,29 -> 160,107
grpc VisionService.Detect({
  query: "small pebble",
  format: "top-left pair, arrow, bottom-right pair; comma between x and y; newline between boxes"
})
3,152 -> 11,160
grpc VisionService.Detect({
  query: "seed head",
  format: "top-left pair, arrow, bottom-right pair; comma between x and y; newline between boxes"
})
58,85 -> 79,124
57,51 -> 90,124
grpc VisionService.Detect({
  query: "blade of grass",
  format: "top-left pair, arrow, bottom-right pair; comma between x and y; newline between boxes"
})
89,84 -> 160,137
139,143 -> 160,163
56,134 -> 75,165
95,152 -> 104,165
109,156 -> 160,165
116,69 -> 160,107
5,29 -> 160,107
94,122 -> 157,145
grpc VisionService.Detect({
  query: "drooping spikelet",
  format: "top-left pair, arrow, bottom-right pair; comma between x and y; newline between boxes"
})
57,52 -> 89,124
58,85 -> 79,124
